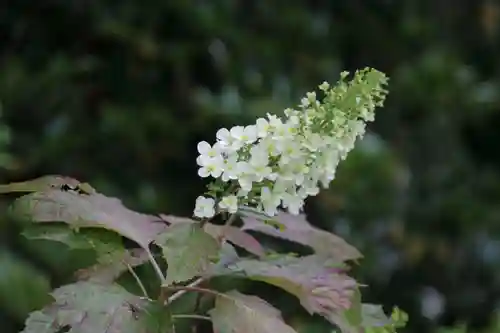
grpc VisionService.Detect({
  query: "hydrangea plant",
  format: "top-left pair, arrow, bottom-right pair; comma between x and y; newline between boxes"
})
0,68 -> 408,333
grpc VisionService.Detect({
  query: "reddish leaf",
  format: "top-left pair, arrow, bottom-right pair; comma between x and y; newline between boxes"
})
214,254 -> 358,332
10,190 -> 166,249
210,290 -> 297,333
20,282 -> 152,333
241,211 -> 362,261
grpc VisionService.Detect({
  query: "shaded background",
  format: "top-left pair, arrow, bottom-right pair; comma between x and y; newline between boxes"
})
1,1 -> 500,332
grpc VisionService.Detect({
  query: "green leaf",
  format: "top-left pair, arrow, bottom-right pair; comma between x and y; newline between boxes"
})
20,281 -> 163,333
212,254 -> 358,333
241,211 -> 362,261
75,248 -> 150,284
0,175 -> 85,193
361,306 -> 409,333
155,222 -> 220,285
210,290 -> 297,333
343,288 -> 362,327
361,304 -> 391,328
160,214 -> 265,257
22,224 -> 124,255
10,190 -> 167,249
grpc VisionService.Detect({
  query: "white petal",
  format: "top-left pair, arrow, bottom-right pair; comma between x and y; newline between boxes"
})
197,141 -> 211,154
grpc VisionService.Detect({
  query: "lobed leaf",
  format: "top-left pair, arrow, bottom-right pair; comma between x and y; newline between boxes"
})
20,282 -> 166,333
212,254 -> 359,333
209,290 -> 297,333
0,175 -> 87,193
22,224 -> 124,255
10,190 -> 167,249
160,214 -> 265,257
241,211 -> 362,261
75,248 -> 150,284
155,222 -> 220,285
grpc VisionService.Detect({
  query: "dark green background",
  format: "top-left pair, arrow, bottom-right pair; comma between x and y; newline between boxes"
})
1,1 -> 500,332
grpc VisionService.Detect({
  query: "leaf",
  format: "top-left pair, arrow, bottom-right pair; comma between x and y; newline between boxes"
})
360,305 -> 409,333
22,224 -> 124,255
209,290 -> 297,333
241,211 -> 362,261
160,214 -> 265,257
10,190 -> 167,249
75,248 -> 150,283
212,254 -> 358,333
155,222 -> 220,285
0,175 -> 94,194
361,304 -> 390,328
20,282 -> 160,333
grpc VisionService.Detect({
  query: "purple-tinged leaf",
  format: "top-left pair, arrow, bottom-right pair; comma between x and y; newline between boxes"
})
209,290 -> 297,333
10,190 -> 167,249
20,282 -> 160,333
241,211 -> 362,261
213,254 -> 359,332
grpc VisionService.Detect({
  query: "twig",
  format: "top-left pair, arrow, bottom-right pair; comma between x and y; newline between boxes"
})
165,277 -> 205,305
164,285 -> 228,300
173,314 -> 212,322
146,248 -> 166,283
124,261 -> 149,299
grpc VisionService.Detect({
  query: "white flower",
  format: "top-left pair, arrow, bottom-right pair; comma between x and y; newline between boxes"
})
236,161 -> 254,192
258,137 -> 281,157
197,141 -> 222,158
194,196 -> 216,218
216,128 -> 241,151
193,69 -> 389,219
260,187 -> 282,216
281,191 -> 304,215
277,139 -> 303,164
218,195 -> 238,213
256,118 -> 271,138
197,155 -> 224,178
221,154 -> 240,182
230,125 -> 257,145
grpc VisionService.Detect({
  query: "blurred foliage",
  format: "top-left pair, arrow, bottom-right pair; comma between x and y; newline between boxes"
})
1,1 -> 500,332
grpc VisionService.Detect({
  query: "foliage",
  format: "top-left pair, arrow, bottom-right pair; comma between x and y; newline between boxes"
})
1,71 -> 407,333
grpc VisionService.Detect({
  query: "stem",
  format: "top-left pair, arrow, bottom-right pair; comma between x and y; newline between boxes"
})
166,277 -> 205,305
124,261 -> 149,299
173,314 -> 212,322
146,248 -> 166,283
165,285 -> 228,300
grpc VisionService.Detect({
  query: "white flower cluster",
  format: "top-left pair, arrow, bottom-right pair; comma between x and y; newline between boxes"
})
193,68 -> 388,219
